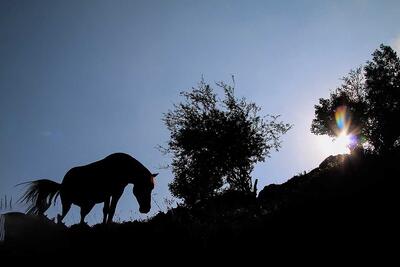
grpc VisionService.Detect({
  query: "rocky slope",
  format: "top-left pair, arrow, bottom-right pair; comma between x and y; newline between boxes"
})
1,149 -> 399,258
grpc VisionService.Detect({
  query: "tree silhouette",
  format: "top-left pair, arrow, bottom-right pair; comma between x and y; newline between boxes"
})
311,67 -> 368,149
364,45 -> 400,153
162,78 -> 291,205
311,45 -> 400,154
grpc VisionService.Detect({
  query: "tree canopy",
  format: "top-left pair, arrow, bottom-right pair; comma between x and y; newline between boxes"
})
311,44 -> 400,154
162,79 -> 292,205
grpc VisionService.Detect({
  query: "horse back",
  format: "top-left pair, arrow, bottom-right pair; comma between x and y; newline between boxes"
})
60,153 -> 150,201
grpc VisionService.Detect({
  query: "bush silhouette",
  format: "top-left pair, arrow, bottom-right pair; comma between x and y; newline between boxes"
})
162,78 -> 291,205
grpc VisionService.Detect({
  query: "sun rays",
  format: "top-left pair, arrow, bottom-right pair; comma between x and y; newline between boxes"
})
317,105 -> 359,156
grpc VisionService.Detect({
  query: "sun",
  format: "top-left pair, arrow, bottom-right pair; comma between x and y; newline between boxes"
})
315,105 -> 358,156
334,132 -> 352,154
316,132 -> 352,156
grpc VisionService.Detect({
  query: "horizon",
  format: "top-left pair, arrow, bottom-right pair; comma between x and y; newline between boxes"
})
1,0 -> 399,225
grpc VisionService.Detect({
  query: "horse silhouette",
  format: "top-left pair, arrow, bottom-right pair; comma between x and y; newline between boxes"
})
19,153 -> 158,224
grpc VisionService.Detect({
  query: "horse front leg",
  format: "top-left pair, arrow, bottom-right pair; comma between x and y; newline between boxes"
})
102,197 -> 111,224
107,191 -> 123,224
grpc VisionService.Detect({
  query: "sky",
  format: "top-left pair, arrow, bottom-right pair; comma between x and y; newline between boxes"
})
1,0 -> 399,225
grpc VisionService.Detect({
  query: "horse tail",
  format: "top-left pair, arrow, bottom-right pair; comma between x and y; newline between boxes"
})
17,179 -> 61,216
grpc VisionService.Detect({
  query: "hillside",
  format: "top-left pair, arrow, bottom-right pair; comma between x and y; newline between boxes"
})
1,149 -> 399,258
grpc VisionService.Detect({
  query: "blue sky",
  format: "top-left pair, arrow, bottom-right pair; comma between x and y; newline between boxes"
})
1,0 -> 399,225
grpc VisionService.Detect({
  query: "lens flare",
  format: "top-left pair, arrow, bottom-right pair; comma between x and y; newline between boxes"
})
335,106 -> 349,131
318,105 -> 360,156
333,106 -> 358,152
335,132 -> 351,154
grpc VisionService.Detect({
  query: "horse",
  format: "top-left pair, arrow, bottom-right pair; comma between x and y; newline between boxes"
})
19,153 -> 158,224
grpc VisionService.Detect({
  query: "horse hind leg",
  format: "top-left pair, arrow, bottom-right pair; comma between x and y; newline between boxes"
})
103,197 -> 111,224
57,199 -> 72,224
107,191 -> 123,224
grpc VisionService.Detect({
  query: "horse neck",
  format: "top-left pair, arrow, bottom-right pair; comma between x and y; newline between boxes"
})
121,175 -> 135,185
130,175 -> 142,186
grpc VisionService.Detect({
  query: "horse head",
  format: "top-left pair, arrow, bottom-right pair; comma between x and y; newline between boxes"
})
133,173 -> 158,213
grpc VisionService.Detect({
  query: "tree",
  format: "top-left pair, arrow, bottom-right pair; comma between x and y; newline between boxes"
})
311,44 -> 400,153
364,45 -> 400,153
162,78 -> 291,205
311,67 -> 368,149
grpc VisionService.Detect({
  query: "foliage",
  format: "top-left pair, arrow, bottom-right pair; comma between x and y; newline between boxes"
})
311,67 -> 367,140
364,45 -> 400,153
311,45 -> 400,153
162,78 -> 291,205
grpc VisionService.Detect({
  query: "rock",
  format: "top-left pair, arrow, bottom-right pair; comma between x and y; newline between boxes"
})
0,212 -> 67,255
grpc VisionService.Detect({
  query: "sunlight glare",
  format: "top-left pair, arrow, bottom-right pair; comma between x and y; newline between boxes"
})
335,132 -> 352,154
316,105 -> 355,156
317,132 -> 351,156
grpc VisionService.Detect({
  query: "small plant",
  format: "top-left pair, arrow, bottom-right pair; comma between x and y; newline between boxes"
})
163,197 -> 176,210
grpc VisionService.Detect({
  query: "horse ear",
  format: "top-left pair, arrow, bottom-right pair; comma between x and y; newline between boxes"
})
152,173 -> 159,177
